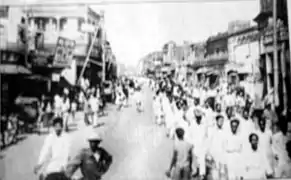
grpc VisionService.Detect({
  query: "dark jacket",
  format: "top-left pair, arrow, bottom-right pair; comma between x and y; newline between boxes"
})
65,147 -> 113,180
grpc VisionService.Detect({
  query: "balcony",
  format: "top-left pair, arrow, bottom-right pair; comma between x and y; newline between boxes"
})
262,26 -> 289,45
189,52 -> 228,68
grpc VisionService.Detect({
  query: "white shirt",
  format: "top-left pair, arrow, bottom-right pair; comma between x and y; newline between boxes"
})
38,132 -> 70,174
207,127 -> 227,164
243,147 -> 273,179
89,97 -> 99,111
256,129 -> 272,154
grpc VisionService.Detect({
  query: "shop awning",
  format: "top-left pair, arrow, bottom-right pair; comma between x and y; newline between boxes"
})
0,64 -> 31,74
24,74 -> 50,81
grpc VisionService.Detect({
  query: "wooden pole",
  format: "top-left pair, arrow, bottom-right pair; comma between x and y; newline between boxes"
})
273,0 -> 279,107
77,27 -> 98,85
280,42 -> 287,112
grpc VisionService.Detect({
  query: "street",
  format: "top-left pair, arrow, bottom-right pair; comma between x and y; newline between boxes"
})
0,87 -> 173,180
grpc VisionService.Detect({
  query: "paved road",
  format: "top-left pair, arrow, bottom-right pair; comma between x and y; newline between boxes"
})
0,87 -> 173,180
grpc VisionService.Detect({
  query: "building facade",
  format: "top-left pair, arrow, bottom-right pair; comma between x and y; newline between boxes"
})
254,0 -> 290,113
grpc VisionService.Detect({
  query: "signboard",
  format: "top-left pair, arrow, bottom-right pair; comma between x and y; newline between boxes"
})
53,37 -> 76,67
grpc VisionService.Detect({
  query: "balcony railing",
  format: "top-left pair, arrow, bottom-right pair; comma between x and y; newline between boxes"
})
189,52 -> 229,68
263,26 -> 289,44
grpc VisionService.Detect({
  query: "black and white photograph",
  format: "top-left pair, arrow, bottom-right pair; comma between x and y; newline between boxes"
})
1,0 -> 291,180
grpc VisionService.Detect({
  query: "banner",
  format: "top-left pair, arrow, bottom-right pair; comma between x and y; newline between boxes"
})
53,37 -> 76,67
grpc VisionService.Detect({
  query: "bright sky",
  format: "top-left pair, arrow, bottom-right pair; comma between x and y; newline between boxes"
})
5,0 -> 260,67
100,0 -> 259,67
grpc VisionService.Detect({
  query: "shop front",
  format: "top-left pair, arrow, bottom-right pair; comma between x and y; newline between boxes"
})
0,50 -> 32,115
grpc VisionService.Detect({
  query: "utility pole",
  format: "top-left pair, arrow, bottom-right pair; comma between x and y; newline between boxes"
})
77,26 -> 99,85
273,0 -> 279,108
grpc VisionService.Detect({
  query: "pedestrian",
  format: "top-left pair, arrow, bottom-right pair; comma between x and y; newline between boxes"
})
272,123 -> 289,177
242,133 -> 273,179
207,114 -> 228,180
165,127 -> 193,180
88,94 -> 99,127
224,119 -> 244,180
34,117 -> 71,179
65,131 -> 113,180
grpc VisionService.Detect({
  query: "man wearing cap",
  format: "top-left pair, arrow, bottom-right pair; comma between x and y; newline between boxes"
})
65,131 -> 113,180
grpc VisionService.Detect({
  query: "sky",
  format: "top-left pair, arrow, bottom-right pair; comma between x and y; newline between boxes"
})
100,0 -> 259,67
3,0 -> 260,67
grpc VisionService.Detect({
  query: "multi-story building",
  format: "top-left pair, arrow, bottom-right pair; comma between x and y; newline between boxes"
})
254,0 -> 290,112
227,26 -> 263,102
0,5 -> 114,115
190,32 -> 229,87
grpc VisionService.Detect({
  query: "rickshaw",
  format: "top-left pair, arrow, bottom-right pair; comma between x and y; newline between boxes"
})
15,96 -> 40,133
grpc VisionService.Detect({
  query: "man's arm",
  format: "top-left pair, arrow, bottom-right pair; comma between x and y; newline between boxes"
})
65,149 -> 84,178
169,150 -> 178,172
37,135 -> 52,167
100,148 -> 113,173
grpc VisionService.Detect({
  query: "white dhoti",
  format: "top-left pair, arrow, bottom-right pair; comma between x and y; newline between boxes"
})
226,152 -> 243,179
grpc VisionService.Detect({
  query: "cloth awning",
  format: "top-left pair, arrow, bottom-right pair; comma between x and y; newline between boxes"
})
0,64 -> 31,74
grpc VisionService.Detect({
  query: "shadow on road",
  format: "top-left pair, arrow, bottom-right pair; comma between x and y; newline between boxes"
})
1,135 -> 28,151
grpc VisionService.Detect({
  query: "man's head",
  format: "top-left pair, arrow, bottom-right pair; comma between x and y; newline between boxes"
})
216,115 -> 224,129
215,103 -> 222,112
175,127 -> 185,140
195,110 -> 203,124
258,118 -> 266,132
249,133 -> 259,151
272,122 -> 281,134
194,98 -> 200,106
88,138 -> 102,152
242,109 -> 249,120
226,106 -> 234,117
230,119 -> 240,134
52,117 -> 63,136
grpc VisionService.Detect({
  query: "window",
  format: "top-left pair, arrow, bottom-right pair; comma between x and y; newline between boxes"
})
29,17 -> 57,31
0,6 -> 9,18
60,17 -> 85,31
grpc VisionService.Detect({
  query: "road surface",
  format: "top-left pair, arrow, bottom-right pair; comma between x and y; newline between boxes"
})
0,87 -> 173,180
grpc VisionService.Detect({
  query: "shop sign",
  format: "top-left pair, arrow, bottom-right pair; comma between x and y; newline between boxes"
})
236,31 -> 260,46
53,37 -> 76,67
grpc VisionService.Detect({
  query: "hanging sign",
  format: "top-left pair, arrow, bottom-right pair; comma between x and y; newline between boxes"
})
53,37 -> 76,67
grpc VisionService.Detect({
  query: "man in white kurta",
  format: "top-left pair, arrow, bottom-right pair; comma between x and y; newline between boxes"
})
256,118 -> 273,170
34,117 -> 70,178
242,133 -> 273,179
225,119 -> 244,180
187,110 -> 207,177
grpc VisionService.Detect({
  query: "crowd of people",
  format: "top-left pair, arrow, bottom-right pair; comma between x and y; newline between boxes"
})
150,76 -> 291,180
